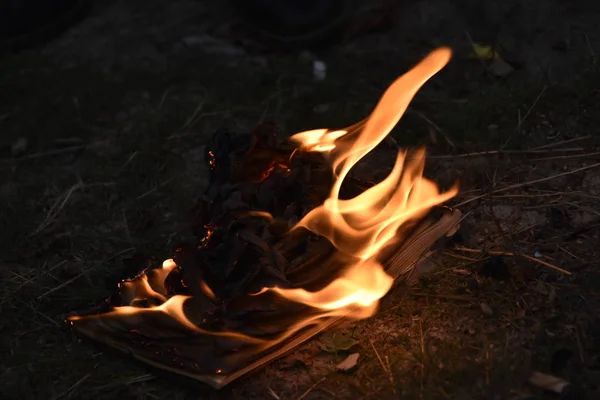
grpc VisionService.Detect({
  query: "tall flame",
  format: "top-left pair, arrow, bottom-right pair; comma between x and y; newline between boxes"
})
266,47 -> 458,318
69,47 -> 459,364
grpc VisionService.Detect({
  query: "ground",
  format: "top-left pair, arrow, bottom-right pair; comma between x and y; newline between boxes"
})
1,0 -> 600,399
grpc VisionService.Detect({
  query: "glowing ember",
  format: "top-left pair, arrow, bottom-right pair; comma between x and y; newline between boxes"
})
67,47 -> 460,388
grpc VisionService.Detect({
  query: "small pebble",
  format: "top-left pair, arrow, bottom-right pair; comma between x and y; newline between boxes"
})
313,60 -> 327,81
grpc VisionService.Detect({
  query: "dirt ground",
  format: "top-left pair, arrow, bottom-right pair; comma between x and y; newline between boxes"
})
1,0 -> 600,399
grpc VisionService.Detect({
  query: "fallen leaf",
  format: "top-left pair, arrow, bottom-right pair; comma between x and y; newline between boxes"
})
317,331 -> 359,352
336,353 -> 360,371
279,342 -> 320,369
470,43 -> 501,60
529,371 -> 569,393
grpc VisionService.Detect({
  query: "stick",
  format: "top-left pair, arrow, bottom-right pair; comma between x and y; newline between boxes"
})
370,338 -> 396,395
532,136 -> 592,150
29,181 -> 84,237
20,145 -> 87,159
295,377 -> 326,400
428,148 -> 584,159
454,162 -> 600,207
535,151 -> 600,161
452,246 -> 571,275
11,140 -> 110,160
51,373 -> 91,400
37,247 -> 134,300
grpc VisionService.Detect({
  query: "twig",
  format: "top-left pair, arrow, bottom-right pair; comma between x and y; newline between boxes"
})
37,247 -> 134,300
0,260 -> 67,305
515,86 -> 547,133
29,181 -> 84,237
584,33 -> 597,65
454,162 -> 600,207
408,109 -> 455,148
122,209 -> 135,248
532,135 -> 592,149
369,338 -> 387,374
20,145 -> 87,159
410,293 -> 477,302
489,192 -> 565,199
156,86 -> 173,112
295,377 -> 326,400
502,85 -> 547,149
535,151 -> 600,161
440,251 -> 479,261
117,151 -> 138,175
521,254 -> 571,275
490,191 -> 600,200
51,373 -> 91,400
452,246 -> 571,275
419,319 -> 425,398
11,139 -> 110,160
267,387 -> 281,400
15,297 -> 60,327
179,99 -> 206,133
558,246 -> 579,260
369,338 -> 396,395
92,374 -> 154,391
428,147 -> 584,159
385,355 -> 396,393
560,201 -> 600,218
136,176 -> 176,200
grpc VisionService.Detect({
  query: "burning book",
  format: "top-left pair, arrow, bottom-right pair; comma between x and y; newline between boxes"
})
67,47 -> 462,389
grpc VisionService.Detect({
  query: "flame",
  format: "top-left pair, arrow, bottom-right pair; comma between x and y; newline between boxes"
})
68,47 -> 458,363
291,129 -> 348,152
268,47 -> 458,317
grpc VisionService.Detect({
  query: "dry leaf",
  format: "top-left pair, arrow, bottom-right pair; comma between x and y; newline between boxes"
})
529,371 -> 569,393
279,342 -> 321,369
336,353 -> 360,371
317,331 -> 359,352
470,44 -> 501,60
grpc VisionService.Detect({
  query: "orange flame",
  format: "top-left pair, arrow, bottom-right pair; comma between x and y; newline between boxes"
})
68,47 -> 458,358
266,47 -> 458,317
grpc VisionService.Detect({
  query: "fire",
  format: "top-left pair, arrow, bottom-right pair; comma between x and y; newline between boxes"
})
265,47 -> 458,317
68,47 -> 458,372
